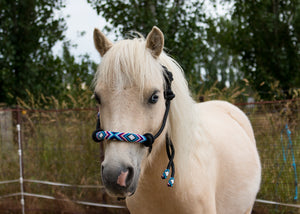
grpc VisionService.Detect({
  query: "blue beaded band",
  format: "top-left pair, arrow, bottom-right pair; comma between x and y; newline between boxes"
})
94,130 -> 148,143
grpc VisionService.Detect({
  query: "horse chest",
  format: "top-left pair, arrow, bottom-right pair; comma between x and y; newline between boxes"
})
126,174 -> 204,214
126,190 -> 195,214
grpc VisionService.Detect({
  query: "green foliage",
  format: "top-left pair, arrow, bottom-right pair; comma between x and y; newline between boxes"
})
203,16 -> 244,91
2,0 -> 298,107
0,0 -> 96,107
87,0 -> 214,93
0,0 -> 67,105
87,0 -> 300,100
60,41 -> 97,101
217,0 -> 300,99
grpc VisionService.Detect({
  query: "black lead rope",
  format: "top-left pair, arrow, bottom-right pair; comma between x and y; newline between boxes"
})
161,135 -> 175,187
96,112 -> 100,130
92,65 -> 176,187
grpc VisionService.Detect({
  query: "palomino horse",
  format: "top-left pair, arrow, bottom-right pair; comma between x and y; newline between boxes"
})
92,26 -> 261,214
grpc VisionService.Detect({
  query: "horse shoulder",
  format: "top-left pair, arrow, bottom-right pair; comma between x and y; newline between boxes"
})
194,100 -> 261,214
194,100 -> 260,167
196,100 -> 255,144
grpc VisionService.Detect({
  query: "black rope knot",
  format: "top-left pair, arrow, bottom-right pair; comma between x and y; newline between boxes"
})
164,89 -> 175,100
162,65 -> 175,101
92,129 -> 102,142
142,133 -> 155,147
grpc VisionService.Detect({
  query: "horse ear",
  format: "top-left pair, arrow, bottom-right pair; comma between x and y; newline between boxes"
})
93,28 -> 113,57
146,26 -> 164,58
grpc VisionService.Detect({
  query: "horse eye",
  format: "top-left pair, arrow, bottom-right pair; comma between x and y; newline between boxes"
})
94,93 -> 101,104
148,93 -> 159,104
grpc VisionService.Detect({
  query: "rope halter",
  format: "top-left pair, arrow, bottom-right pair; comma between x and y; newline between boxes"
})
92,65 -> 176,187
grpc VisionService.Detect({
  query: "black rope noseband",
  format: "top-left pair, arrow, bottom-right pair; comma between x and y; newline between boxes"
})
92,65 -> 176,187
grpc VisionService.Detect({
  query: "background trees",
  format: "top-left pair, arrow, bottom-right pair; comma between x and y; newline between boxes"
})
1,0 -> 299,106
0,0 -> 96,106
0,0 -> 66,105
219,0 -> 300,99
87,0 -> 217,93
88,0 -> 300,100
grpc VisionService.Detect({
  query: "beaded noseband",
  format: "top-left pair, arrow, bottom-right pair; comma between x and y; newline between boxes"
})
92,65 -> 176,187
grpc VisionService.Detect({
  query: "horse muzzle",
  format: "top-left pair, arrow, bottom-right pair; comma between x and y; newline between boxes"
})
101,162 -> 138,196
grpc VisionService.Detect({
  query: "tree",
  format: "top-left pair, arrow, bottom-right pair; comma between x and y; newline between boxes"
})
61,41 -> 97,99
203,16 -> 244,90
0,0 -> 66,105
87,0 -> 211,93
218,0 -> 300,99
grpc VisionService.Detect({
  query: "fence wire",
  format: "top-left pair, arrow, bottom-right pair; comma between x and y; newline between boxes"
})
237,99 -> 300,213
0,99 -> 299,213
0,107 -> 128,214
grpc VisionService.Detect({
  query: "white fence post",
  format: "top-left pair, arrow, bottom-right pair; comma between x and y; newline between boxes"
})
17,121 -> 25,214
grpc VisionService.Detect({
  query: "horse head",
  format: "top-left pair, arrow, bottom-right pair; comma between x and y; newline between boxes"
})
92,27 -> 172,197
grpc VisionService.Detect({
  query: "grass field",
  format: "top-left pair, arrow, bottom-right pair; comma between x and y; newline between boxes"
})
0,98 -> 299,213
240,99 -> 300,213
0,108 -> 128,213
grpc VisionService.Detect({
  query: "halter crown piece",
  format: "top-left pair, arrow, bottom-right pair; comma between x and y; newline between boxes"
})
92,65 -> 176,187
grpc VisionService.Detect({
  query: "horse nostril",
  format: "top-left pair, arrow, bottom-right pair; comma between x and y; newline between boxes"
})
117,170 -> 129,187
126,166 -> 134,186
116,166 -> 134,188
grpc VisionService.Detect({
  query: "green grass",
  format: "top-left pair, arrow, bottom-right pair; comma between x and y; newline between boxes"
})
0,90 -> 299,213
0,108 -> 128,213
239,100 -> 300,213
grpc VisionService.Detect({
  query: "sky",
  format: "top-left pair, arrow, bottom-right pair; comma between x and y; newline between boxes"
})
53,0 -> 232,64
53,0 -> 111,63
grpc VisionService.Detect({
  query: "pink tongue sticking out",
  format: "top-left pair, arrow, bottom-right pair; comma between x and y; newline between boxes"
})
117,170 -> 129,187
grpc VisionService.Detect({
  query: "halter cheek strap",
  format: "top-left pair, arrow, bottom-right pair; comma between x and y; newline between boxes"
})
92,65 -> 176,187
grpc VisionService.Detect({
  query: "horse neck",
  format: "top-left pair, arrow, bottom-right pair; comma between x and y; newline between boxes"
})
140,102 -> 196,189
140,133 -> 171,186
